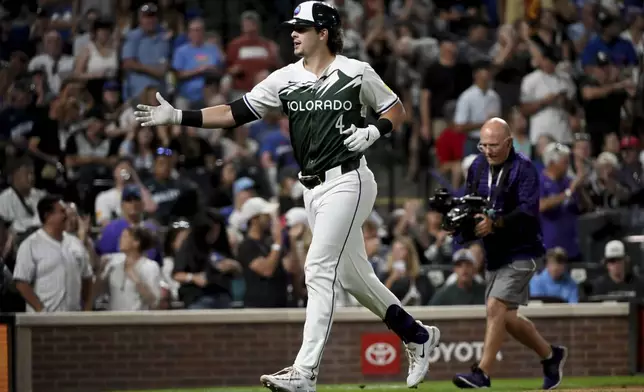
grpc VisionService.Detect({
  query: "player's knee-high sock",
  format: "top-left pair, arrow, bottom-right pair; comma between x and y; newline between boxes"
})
383,304 -> 429,344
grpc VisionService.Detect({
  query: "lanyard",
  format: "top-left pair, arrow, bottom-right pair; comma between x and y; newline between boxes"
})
487,167 -> 504,208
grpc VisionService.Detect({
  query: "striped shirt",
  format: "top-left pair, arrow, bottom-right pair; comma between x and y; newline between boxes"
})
13,230 -> 93,312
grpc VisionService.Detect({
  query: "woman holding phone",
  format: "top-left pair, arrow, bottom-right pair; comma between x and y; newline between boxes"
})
382,236 -> 433,305
95,226 -> 161,311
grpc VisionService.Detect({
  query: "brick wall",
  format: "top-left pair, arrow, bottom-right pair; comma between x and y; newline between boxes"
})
27,315 -> 628,392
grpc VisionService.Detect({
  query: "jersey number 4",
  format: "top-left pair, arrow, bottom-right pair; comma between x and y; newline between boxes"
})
335,114 -> 344,134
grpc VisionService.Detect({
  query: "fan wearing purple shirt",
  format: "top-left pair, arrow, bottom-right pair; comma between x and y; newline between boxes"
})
452,118 -> 566,390
538,143 -> 591,261
96,185 -> 162,264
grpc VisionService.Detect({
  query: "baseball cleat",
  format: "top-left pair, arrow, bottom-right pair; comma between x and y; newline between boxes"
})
260,366 -> 316,392
453,364 -> 491,389
541,345 -> 568,390
406,322 -> 441,388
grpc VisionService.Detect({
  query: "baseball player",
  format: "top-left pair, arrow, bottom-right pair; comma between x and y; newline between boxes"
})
134,2 -> 440,391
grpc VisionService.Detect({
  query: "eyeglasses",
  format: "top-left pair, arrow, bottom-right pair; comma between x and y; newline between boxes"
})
171,220 -> 190,229
477,137 -> 512,153
155,147 -> 173,157
573,133 -> 591,142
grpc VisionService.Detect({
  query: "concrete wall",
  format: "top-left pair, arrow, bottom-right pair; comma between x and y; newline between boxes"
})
14,304 -> 631,392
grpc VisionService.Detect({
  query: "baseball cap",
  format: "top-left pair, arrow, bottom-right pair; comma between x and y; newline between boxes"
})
283,1 -> 340,29
604,240 -> 625,259
598,10 -> 617,28
597,151 -> 621,168
285,207 -> 308,227
546,247 -> 568,263
620,135 -> 640,149
233,177 -> 256,196
238,197 -> 279,225
139,2 -> 158,15
594,51 -> 611,66
452,249 -> 476,264
122,184 -> 142,201
103,80 -> 119,91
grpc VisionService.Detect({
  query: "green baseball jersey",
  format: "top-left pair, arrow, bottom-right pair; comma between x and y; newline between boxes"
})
242,55 -> 399,175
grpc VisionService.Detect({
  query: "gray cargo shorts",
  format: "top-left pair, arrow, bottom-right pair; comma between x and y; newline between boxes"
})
485,258 -> 538,310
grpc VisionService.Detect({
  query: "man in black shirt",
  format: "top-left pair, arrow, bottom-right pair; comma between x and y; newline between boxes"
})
144,148 -> 200,225
588,240 -> 643,301
420,36 -> 472,141
64,109 -> 121,200
580,51 -> 635,155
0,80 -> 36,144
172,210 -> 240,309
236,197 -> 301,308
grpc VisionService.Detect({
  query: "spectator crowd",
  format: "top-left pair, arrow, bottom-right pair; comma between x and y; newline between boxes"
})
0,0 -> 643,313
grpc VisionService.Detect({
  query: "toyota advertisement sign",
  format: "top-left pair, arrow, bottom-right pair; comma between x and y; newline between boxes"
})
361,333 -> 400,375
361,333 -> 502,375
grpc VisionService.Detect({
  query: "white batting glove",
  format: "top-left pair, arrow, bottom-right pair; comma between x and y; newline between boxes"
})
134,92 -> 182,127
342,124 -> 380,152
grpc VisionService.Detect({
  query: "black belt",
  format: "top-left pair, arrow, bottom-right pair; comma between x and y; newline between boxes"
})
299,158 -> 361,190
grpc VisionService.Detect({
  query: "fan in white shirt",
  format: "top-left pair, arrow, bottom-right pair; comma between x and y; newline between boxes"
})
73,18 -> 119,82
520,49 -> 576,144
13,196 -> 94,312
0,157 -> 46,234
95,226 -> 161,311
28,31 -> 75,95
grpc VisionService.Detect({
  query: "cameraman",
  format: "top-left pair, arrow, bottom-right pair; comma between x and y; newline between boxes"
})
451,118 -> 566,390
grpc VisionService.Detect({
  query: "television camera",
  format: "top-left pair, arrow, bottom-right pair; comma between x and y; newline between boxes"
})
428,189 -> 489,243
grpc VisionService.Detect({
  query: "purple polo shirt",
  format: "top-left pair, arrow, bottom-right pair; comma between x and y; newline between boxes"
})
539,172 -> 580,258
95,218 -> 162,263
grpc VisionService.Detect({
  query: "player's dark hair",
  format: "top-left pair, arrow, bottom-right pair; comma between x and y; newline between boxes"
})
317,27 -> 344,54
37,194 -> 63,223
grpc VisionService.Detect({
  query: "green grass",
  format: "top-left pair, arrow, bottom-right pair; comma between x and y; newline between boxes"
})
116,376 -> 644,392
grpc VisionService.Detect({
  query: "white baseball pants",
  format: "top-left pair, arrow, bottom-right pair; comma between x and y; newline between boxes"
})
293,158 -> 402,380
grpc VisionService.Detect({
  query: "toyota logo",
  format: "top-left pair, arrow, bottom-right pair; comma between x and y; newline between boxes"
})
365,342 -> 397,366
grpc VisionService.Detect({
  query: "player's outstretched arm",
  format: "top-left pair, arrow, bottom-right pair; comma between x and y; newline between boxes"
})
134,92 -> 239,129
